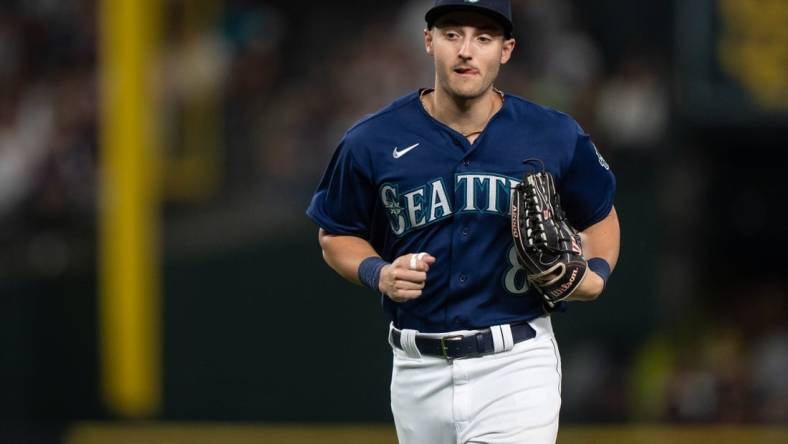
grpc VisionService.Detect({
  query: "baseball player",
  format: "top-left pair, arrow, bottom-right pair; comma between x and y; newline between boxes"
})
306,1 -> 620,443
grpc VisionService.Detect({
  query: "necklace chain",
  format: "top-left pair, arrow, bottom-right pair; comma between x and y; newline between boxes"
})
462,129 -> 483,137
421,88 -> 503,139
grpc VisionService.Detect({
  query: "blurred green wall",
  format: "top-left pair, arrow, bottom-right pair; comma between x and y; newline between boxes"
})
0,159 -> 656,424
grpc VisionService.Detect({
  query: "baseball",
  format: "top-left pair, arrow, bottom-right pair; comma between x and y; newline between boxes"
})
409,252 -> 425,270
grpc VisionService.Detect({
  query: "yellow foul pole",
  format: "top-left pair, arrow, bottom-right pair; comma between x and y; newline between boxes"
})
98,0 -> 161,417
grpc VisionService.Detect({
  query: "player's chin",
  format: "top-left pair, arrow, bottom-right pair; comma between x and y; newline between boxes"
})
454,77 -> 492,96
449,84 -> 489,101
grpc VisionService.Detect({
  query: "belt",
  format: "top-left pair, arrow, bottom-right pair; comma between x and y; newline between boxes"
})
391,322 -> 536,360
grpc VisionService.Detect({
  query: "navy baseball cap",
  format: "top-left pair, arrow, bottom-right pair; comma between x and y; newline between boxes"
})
425,0 -> 513,37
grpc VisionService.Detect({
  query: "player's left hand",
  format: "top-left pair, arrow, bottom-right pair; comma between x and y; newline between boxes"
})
379,252 -> 436,303
567,270 -> 604,301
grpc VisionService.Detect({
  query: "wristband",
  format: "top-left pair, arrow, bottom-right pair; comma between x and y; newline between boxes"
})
587,258 -> 611,288
358,256 -> 388,291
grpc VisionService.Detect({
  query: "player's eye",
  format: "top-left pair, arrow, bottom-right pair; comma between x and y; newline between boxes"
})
477,35 -> 492,43
445,31 -> 460,40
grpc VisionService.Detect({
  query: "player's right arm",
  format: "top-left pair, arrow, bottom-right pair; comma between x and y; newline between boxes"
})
318,229 -> 435,303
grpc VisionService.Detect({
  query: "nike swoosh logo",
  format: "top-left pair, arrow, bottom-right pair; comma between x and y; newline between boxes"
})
393,143 -> 420,159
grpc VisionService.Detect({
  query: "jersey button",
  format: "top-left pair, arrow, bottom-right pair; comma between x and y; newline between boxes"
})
462,227 -> 470,237
459,274 -> 467,284
463,160 -> 470,166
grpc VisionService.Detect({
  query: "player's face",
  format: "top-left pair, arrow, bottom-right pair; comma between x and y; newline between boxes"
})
425,12 -> 515,100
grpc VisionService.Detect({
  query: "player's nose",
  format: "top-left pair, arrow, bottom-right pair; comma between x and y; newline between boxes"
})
458,37 -> 473,59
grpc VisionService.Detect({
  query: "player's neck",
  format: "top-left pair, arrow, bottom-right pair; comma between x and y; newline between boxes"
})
423,86 -> 502,141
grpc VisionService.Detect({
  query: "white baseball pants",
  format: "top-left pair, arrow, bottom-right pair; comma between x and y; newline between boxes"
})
389,316 -> 562,444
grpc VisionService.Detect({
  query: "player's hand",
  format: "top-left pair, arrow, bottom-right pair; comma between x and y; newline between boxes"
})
567,267 -> 604,301
379,252 -> 436,303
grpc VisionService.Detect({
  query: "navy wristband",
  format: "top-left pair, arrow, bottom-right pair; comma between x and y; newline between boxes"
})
587,258 -> 611,288
358,257 -> 388,291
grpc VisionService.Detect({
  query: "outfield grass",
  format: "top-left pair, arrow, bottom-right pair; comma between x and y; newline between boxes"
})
66,423 -> 788,444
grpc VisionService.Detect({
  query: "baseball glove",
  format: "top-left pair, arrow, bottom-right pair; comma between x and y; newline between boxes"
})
511,162 -> 587,308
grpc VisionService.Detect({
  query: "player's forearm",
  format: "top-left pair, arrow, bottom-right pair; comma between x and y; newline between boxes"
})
318,228 -> 380,285
569,207 -> 620,301
581,206 -> 620,270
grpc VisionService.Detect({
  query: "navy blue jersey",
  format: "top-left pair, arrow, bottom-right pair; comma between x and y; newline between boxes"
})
307,90 -> 615,333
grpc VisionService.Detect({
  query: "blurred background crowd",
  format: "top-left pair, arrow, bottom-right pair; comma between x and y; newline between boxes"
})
1,0 -> 787,437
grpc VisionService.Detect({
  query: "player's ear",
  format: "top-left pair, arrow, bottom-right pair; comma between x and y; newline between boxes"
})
424,28 -> 434,55
500,37 -> 515,65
